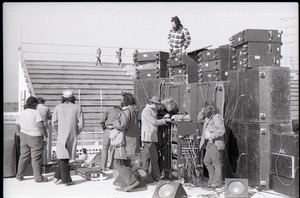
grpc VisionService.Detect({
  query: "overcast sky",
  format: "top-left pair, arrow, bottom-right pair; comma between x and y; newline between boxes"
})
3,2 -> 299,103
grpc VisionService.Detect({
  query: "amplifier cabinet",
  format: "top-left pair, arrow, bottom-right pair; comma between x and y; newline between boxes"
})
136,60 -> 168,79
199,59 -> 230,72
137,68 -> 167,79
199,70 -> 229,82
230,54 -> 281,69
228,121 -> 292,190
236,42 -> 282,57
229,29 -> 282,47
168,54 -> 198,67
169,64 -> 199,84
227,66 -> 291,122
133,51 -> 169,62
198,45 -> 230,61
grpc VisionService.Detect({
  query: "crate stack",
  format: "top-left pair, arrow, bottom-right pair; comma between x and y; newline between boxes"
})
197,44 -> 231,82
133,51 -> 169,79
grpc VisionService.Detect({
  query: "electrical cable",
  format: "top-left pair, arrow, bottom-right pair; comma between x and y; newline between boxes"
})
275,133 -> 300,186
140,77 -> 150,102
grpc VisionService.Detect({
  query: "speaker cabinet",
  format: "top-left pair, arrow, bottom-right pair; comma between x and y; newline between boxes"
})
152,181 -> 187,198
227,66 -> 291,123
133,78 -> 168,118
225,178 -> 248,198
3,124 -> 17,177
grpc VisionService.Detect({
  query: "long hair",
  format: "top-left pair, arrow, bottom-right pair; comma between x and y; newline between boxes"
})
61,96 -> 76,104
204,100 -> 219,115
122,92 -> 136,106
161,97 -> 179,114
171,16 -> 183,31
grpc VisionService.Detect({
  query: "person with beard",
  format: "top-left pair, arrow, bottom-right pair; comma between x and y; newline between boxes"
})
197,100 -> 225,189
52,89 -> 85,186
167,16 -> 191,58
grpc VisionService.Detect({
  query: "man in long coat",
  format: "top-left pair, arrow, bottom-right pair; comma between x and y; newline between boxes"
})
52,89 -> 85,186
111,93 -> 141,192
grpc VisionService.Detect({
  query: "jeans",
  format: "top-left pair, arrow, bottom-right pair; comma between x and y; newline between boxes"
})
16,133 -> 45,182
101,129 -> 111,170
204,142 -> 223,186
143,142 -> 161,181
54,159 -> 72,184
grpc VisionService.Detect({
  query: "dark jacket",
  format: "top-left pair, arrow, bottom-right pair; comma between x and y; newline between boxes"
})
100,106 -> 121,130
113,105 -> 140,159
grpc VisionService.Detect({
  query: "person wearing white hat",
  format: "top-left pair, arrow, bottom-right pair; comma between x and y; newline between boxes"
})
141,96 -> 171,182
52,89 -> 85,186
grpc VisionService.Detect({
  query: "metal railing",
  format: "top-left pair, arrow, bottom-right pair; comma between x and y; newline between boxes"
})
20,42 -> 168,64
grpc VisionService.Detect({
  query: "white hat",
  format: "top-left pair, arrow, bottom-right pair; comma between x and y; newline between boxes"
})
63,89 -> 73,98
150,96 -> 161,104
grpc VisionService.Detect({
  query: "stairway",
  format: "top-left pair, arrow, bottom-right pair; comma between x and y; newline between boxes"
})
25,60 -> 134,146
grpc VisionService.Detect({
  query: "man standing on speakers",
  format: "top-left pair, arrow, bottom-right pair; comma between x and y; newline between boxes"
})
167,16 -> 191,59
197,100 -> 225,189
141,96 -> 171,182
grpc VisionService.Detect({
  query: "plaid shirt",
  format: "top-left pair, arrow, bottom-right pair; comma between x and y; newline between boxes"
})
168,26 -> 191,54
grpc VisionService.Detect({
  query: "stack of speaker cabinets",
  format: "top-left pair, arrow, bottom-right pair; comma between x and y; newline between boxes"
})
133,51 -> 169,79
229,29 -> 283,70
197,44 -> 231,82
168,54 -> 198,84
226,65 -> 292,189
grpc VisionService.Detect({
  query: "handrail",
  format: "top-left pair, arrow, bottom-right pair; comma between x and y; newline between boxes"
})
21,42 -> 169,63
20,50 -> 36,97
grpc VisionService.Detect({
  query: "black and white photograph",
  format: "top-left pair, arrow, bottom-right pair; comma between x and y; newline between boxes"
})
3,2 -> 299,198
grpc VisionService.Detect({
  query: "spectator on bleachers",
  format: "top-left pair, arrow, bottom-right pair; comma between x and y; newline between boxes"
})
116,48 -> 123,66
96,48 -> 102,66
